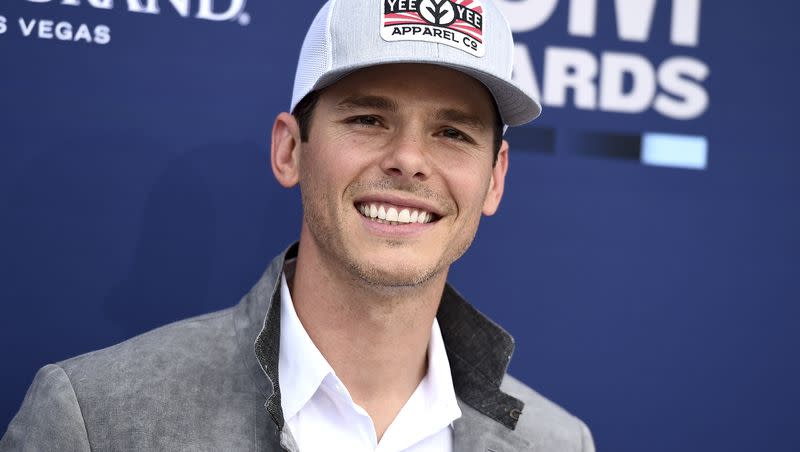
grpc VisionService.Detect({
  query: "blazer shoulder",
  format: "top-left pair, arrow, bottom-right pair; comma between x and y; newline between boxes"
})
49,306 -> 250,418
19,308 -> 262,450
501,374 -> 595,452
58,307 -> 237,376
1,364 -> 91,451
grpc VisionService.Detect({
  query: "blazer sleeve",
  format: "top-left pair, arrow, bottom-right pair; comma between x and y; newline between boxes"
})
0,364 -> 91,451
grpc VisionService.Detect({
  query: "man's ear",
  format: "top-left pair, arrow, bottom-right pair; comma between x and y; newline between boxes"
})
271,112 -> 302,188
482,139 -> 509,216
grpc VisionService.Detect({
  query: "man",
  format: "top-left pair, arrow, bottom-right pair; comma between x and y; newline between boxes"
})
2,0 -> 594,450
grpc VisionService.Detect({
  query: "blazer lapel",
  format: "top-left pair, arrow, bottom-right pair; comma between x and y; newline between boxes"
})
453,400 -> 533,452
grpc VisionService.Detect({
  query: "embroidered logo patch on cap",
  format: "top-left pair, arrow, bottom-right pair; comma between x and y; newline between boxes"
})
381,0 -> 486,57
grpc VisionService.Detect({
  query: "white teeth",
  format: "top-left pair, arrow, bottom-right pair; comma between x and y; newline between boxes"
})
358,203 -> 434,225
398,209 -> 410,223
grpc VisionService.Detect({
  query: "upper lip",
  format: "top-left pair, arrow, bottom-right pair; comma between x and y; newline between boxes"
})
354,193 -> 445,217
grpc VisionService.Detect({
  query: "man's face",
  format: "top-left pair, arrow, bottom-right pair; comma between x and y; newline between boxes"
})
294,63 -> 508,288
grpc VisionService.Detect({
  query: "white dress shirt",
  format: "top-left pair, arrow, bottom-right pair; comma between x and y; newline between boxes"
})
278,273 -> 462,452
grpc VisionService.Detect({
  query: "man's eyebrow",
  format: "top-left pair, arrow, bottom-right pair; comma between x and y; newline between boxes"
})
433,108 -> 487,130
335,95 -> 399,113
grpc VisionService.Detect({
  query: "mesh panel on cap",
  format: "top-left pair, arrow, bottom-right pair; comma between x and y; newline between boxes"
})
290,1 -> 334,112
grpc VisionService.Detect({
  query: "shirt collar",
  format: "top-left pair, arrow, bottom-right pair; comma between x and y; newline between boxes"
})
278,271 -> 335,421
423,317 -> 463,425
250,243 -> 525,431
378,317 -> 462,450
277,269 -> 462,433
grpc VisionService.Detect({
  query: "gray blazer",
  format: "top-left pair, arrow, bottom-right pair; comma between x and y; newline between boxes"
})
1,243 -> 594,451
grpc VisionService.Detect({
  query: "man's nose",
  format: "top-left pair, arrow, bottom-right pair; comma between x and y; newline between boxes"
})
379,130 -> 432,182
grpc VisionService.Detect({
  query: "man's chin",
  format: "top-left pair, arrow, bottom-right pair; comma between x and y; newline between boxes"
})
346,258 -> 441,289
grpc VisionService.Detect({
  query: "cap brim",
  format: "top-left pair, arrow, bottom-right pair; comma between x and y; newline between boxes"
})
310,58 -> 542,127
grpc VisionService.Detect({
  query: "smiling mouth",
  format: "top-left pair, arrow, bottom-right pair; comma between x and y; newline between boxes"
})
356,202 -> 439,225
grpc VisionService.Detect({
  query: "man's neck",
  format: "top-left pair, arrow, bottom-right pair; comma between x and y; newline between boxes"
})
289,236 -> 448,439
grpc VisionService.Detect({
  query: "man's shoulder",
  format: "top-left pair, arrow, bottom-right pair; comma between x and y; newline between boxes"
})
50,306 -> 260,414
58,307 -> 240,381
2,307 -> 272,451
501,373 -> 595,452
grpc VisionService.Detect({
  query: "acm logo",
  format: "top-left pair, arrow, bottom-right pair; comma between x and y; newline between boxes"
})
496,0 -> 710,169
498,0 -> 708,121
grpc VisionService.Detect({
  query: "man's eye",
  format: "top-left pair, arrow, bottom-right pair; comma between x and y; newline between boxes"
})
442,128 -> 467,141
353,116 -> 380,126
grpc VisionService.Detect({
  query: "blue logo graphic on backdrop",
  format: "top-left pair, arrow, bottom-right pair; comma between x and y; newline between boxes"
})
0,0 -> 251,46
497,0 -> 709,169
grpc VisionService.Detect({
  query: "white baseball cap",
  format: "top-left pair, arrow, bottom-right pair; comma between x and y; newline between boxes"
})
290,0 -> 541,127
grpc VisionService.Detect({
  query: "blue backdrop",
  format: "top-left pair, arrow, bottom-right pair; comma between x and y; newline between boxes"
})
2,1 -> 798,450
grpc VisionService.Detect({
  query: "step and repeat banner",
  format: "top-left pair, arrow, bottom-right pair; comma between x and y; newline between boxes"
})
1,1 -> 798,451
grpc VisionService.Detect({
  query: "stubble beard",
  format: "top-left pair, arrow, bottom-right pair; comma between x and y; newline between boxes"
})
298,168 -> 482,293
303,207 -> 444,289
299,191 -> 477,293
